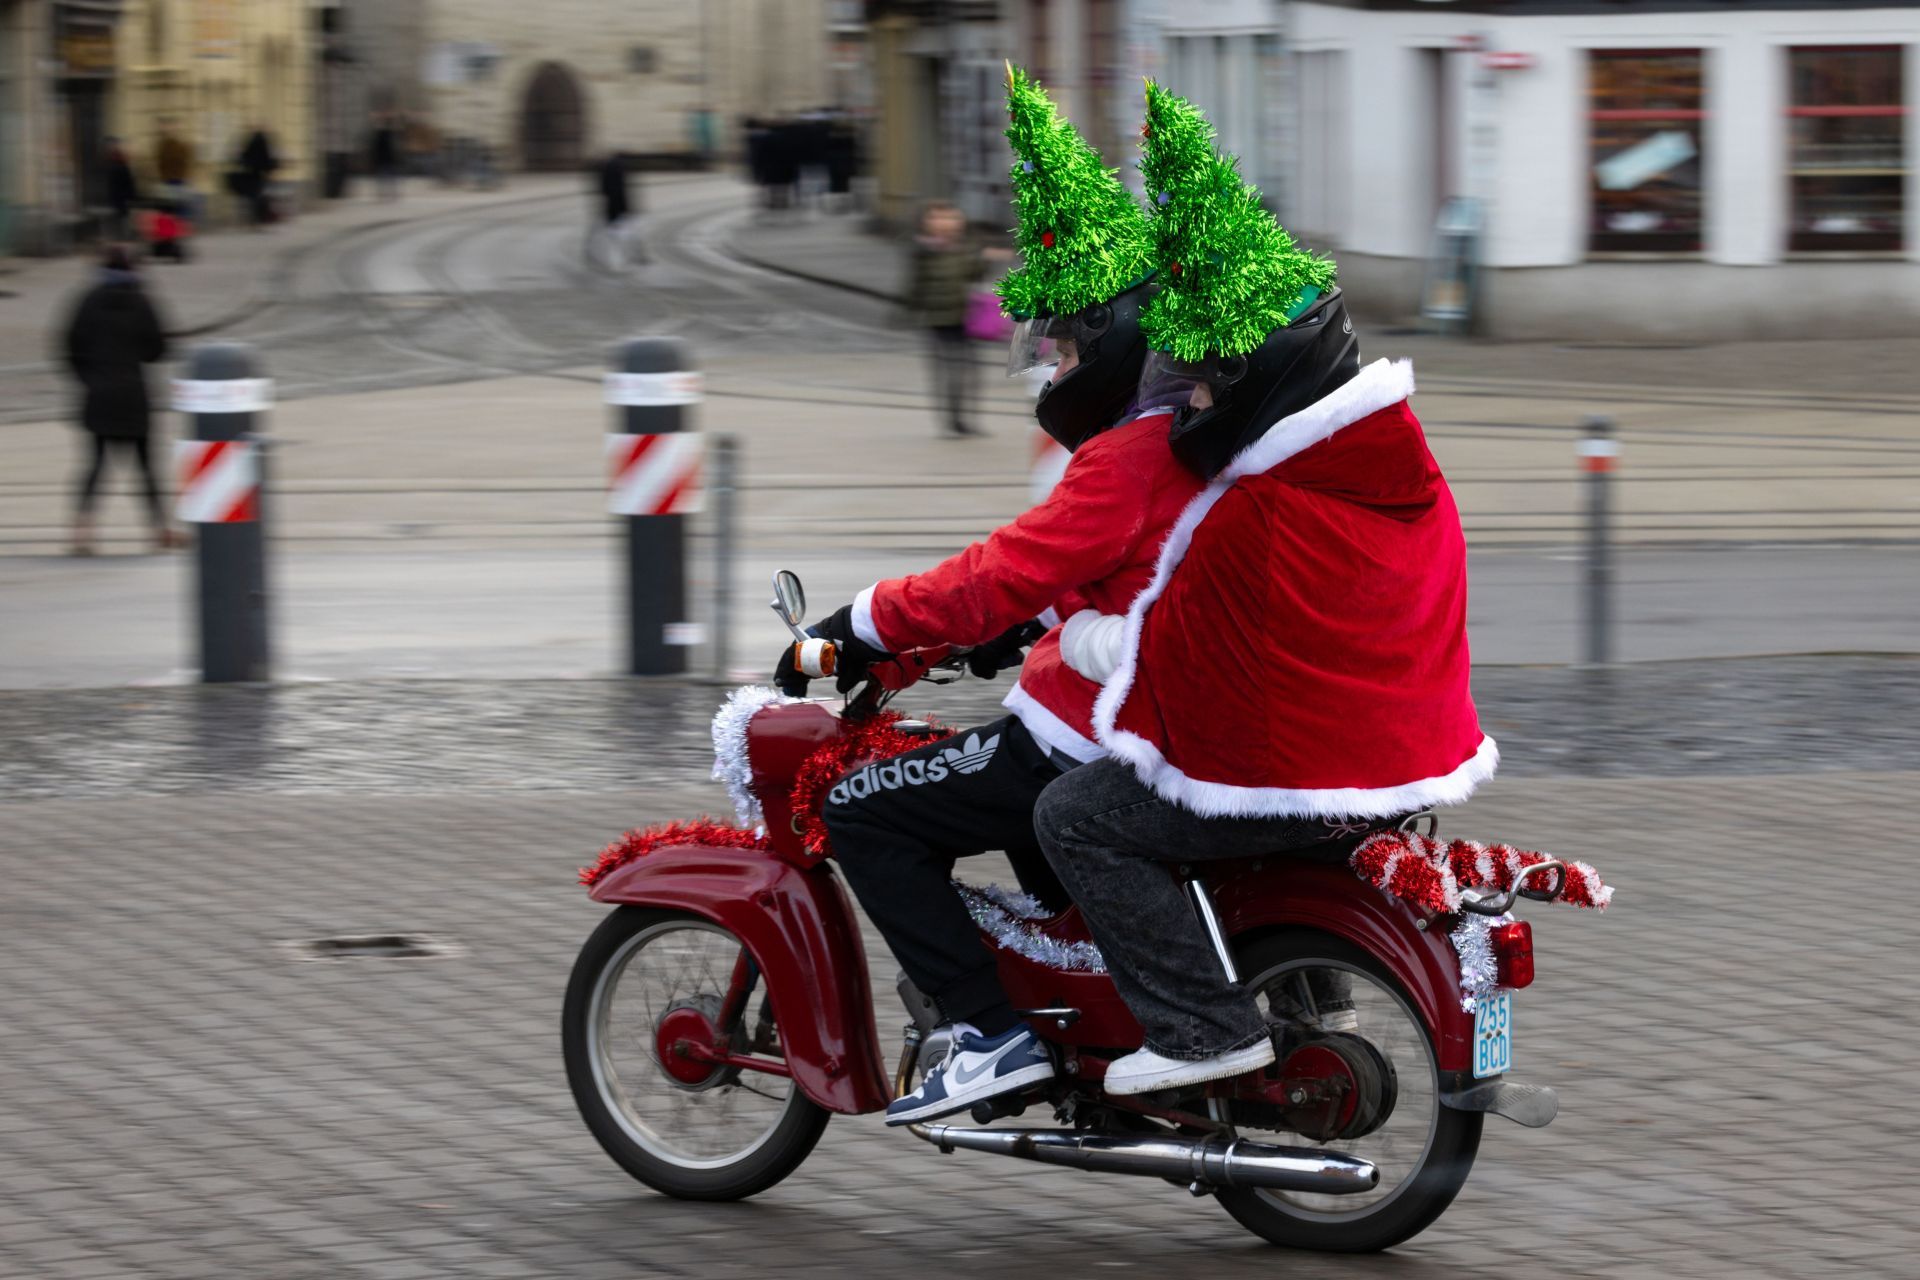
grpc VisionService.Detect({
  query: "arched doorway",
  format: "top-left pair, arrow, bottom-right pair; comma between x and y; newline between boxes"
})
519,62 -> 587,171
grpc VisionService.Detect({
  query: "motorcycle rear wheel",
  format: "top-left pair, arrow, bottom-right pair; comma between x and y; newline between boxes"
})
1213,929 -> 1482,1253
563,907 -> 830,1200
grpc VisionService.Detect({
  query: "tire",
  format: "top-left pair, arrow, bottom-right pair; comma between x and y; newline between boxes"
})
562,907 -> 830,1200
1213,929 -> 1482,1253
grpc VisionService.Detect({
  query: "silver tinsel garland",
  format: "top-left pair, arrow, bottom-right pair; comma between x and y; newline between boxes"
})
1450,912 -> 1511,1013
954,881 -> 1108,973
710,685 -> 799,831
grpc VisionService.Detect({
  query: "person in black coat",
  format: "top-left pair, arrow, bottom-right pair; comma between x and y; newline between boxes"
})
103,138 -> 139,240
61,247 -> 180,554
369,113 -> 401,201
236,127 -> 279,228
589,151 -> 647,268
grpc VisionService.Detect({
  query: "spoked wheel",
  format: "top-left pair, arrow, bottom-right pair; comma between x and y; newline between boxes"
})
1212,930 -> 1481,1252
563,907 -> 829,1200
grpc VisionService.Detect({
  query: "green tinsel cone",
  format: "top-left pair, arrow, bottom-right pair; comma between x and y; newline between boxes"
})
998,63 -> 1156,320
1139,80 -> 1336,362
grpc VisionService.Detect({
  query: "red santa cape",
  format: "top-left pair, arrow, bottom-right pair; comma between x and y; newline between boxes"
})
1091,358 -> 1497,819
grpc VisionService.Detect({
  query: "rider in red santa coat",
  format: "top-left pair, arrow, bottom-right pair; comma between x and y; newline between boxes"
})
1034,82 -> 1495,1097
777,67 -> 1207,1126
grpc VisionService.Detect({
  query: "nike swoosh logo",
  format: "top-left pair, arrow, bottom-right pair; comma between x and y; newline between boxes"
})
947,1037 -> 1026,1087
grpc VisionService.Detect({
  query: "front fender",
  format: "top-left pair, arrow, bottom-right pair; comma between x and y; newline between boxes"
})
587,845 -> 892,1115
1213,859 -> 1476,1073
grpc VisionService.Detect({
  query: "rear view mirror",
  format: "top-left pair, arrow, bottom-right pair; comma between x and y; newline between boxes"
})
772,571 -> 808,641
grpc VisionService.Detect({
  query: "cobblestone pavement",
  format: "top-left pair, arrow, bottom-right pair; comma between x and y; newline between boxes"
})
1,767 -> 1913,1279
1,656 -> 1915,801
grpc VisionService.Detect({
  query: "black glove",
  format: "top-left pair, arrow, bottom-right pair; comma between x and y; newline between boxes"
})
773,604 -> 891,696
967,619 -> 1047,680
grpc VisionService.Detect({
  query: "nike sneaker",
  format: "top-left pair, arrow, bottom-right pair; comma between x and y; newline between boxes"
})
885,1025 -> 1056,1126
1101,1039 -> 1277,1097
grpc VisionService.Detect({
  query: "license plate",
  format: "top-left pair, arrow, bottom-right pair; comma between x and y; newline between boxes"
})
1472,991 -> 1513,1079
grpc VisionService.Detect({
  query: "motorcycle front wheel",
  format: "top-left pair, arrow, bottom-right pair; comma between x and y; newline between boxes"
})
1213,929 -> 1482,1253
562,907 -> 829,1200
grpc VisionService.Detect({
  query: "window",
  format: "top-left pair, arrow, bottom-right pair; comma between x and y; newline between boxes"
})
1789,46 -> 1905,252
1589,50 -> 1705,253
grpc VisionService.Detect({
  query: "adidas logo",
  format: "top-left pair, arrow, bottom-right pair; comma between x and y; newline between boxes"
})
940,732 -> 999,776
828,732 -> 1001,804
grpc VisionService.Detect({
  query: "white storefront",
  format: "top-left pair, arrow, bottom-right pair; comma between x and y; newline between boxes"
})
1287,2 -> 1920,340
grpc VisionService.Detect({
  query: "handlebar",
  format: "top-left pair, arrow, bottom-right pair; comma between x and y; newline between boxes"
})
788,638 -> 972,720
1457,859 -> 1569,916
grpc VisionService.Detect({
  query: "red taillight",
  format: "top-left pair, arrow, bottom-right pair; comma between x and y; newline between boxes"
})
1490,920 -> 1534,989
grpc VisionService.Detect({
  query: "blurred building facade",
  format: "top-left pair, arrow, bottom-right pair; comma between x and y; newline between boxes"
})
864,1 -> 1920,338
1,0 -> 128,253
109,1 -> 318,211
321,0 -> 428,187
865,1 -> 1008,227
404,0 -> 835,172
859,2 -> 1287,232
1284,1 -> 1920,340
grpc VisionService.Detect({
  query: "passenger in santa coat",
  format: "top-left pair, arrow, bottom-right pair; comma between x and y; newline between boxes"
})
1035,83 -> 1495,1098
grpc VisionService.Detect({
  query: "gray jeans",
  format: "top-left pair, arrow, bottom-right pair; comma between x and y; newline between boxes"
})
1034,757 -> 1391,1060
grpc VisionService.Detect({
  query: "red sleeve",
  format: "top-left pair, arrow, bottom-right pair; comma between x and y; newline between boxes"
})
855,434 -> 1148,651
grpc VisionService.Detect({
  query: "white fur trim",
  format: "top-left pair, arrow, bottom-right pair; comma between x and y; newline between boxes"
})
1001,681 -> 1104,763
1098,729 -> 1500,820
1218,357 -> 1416,487
1038,605 -> 1063,630
1089,356 -> 1493,817
850,584 -> 885,651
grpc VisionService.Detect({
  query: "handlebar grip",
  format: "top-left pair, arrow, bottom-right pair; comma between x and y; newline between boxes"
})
794,637 -> 837,679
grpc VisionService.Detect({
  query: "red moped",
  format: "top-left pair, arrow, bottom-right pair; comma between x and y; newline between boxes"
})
563,573 -> 1567,1252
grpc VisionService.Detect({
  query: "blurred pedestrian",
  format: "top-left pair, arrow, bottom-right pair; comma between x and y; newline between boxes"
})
59,246 -> 181,554
155,122 -> 193,187
154,120 -> 200,229
145,199 -> 190,264
369,112 -> 401,200
234,126 -> 279,229
102,138 -> 139,241
904,201 -> 991,438
744,117 -> 773,211
826,116 -> 859,213
588,150 -> 648,270
767,119 -> 799,214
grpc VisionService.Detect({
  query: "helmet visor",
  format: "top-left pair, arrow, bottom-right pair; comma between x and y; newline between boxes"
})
1133,349 -> 1219,415
1007,313 -> 1075,377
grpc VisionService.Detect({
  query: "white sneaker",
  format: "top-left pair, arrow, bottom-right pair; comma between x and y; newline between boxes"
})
1102,1039 -> 1277,1096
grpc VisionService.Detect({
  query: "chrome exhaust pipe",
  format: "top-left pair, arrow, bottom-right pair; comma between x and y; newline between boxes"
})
915,1124 -> 1378,1195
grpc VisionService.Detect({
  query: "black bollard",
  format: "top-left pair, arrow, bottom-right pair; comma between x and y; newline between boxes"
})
605,337 -> 703,676
1577,415 -> 1618,668
175,343 -> 271,683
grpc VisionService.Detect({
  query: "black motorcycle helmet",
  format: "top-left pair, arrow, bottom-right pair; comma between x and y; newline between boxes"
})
1146,287 -> 1361,480
1008,275 -> 1156,451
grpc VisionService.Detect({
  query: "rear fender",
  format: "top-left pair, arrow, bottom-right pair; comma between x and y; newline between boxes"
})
588,844 -> 892,1114
1213,859 -> 1476,1073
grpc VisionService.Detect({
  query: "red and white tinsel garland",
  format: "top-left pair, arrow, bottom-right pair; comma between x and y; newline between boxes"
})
1351,830 -> 1615,1013
580,818 -> 768,887
1349,830 -> 1614,916
788,709 -> 950,857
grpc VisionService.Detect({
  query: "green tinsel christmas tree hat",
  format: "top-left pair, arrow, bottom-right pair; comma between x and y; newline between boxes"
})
998,63 -> 1157,321
1138,80 -> 1337,363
